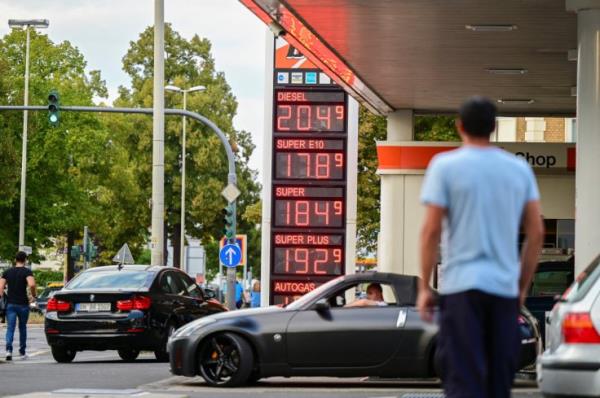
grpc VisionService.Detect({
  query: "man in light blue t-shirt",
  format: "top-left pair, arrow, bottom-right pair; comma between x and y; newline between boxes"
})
417,97 -> 544,398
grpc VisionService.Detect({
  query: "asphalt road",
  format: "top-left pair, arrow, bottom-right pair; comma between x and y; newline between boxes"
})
0,325 -> 543,398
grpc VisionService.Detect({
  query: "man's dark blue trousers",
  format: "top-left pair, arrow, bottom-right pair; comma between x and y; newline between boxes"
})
438,290 -> 520,398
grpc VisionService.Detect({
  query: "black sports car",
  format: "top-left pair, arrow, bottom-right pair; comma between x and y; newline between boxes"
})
168,272 -> 541,387
45,265 -> 226,363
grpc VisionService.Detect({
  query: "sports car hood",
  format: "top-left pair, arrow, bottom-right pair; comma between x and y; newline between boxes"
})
214,305 -> 284,320
187,306 -> 285,328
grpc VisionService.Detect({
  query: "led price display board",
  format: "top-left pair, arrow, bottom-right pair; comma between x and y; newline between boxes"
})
275,90 -> 346,133
270,88 -> 348,305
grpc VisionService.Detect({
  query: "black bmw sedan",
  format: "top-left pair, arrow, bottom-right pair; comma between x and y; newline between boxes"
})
45,265 -> 226,363
168,272 -> 541,387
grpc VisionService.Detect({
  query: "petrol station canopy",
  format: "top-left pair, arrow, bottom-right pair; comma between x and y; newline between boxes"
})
241,0 -> 577,116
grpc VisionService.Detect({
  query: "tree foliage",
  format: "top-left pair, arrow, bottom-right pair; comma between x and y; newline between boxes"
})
356,109 -> 458,255
115,24 -> 261,271
0,30 -> 120,261
0,26 -> 261,276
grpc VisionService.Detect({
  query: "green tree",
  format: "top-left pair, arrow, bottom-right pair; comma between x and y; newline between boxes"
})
356,110 -> 458,255
414,115 -> 459,141
0,30 -> 112,262
357,107 -> 386,256
115,25 -> 261,271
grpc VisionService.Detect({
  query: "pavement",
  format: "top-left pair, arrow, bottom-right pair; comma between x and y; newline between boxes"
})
0,325 -> 544,398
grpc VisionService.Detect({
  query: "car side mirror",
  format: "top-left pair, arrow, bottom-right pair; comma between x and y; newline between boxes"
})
314,298 -> 330,312
203,287 -> 216,300
553,294 -> 566,303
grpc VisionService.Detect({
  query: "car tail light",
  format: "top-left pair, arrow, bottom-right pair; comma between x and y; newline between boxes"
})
46,328 -> 59,334
116,296 -> 152,311
562,312 -> 600,344
47,297 -> 71,312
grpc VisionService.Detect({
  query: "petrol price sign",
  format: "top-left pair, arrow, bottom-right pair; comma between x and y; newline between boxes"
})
263,37 -> 357,307
270,88 -> 348,304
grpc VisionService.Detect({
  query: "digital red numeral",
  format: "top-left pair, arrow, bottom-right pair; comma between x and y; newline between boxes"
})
296,249 -> 309,274
277,105 -> 291,131
334,201 -> 343,215
296,201 -> 310,226
299,153 -> 310,178
298,105 -> 311,131
314,248 -> 328,274
335,153 -> 343,168
315,154 -> 330,178
316,106 -> 331,130
333,248 -> 342,263
314,201 -> 330,225
335,105 -> 344,120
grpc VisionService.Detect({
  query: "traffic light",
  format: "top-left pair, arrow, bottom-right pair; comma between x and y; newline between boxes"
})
84,236 -> 97,262
70,245 -> 81,260
222,203 -> 235,242
48,90 -> 60,126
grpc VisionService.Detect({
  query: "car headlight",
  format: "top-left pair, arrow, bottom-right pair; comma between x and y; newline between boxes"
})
171,317 -> 216,338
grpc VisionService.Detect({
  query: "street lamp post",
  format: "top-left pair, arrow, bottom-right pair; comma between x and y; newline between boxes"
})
8,18 -> 49,250
165,84 -> 205,270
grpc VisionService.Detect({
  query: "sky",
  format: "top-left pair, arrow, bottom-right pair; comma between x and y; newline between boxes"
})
0,0 -> 268,173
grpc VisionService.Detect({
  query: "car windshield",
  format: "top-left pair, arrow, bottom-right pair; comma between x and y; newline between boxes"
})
285,277 -> 345,310
529,270 -> 573,297
66,270 -> 155,290
38,287 -> 60,300
563,255 -> 600,302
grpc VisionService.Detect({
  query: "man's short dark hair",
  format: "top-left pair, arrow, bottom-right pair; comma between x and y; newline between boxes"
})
367,283 -> 383,294
15,251 -> 27,264
459,96 -> 497,138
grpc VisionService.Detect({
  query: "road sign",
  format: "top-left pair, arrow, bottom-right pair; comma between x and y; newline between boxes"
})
219,244 -> 242,268
221,183 -> 241,203
219,235 -> 247,266
18,245 -> 32,255
113,243 -> 135,264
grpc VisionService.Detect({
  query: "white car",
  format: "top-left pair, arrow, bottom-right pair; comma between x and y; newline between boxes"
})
538,254 -> 600,397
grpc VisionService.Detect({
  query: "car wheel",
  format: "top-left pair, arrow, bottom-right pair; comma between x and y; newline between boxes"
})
154,322 -> 176,362
118,349 -> 140,362
247,371 -> 261,385
198,333 -> 254,387
51,346 -> 76,363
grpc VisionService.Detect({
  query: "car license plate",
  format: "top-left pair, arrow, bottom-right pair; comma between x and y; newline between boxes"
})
76,302 -> 111,312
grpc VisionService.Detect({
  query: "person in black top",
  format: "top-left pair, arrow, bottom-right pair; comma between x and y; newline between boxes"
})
0,251 -> 37,360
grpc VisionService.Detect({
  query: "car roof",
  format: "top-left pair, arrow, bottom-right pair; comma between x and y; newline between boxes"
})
84,264 -> 162,273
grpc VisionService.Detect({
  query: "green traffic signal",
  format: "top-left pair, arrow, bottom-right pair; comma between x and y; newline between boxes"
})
223,203 -> 235,241
70,245 -> 81,260
48,90 -> 60,126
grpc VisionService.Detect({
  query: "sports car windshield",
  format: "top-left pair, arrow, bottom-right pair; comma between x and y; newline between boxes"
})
285,277 -> 344,310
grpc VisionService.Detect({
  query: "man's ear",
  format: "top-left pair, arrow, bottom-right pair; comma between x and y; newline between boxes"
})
455,119 -> 467,141
455,119 -> 462,133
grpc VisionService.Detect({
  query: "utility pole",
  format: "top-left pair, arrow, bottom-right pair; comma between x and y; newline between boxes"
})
151,0 -> 165,266
165,84 -> 205,269
8,18 -> 49,250
83,226 -> 89,270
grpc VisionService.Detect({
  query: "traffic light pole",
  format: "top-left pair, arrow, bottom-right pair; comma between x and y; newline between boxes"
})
0,104 -> 239,309
83,225 -> 88,271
